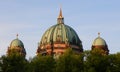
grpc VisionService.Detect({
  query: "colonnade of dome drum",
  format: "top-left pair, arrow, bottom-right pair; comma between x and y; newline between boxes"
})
6,9 -> 109,57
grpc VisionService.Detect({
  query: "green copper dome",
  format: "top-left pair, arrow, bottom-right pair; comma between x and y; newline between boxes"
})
40,24 -> 82,46
91,33 -> 109,55
37,8 -> 83,55
7,35 -> 26,56
10,38 -> 24,48
92,33 -> 107,46
92,37 -> 107,46
40,8 -> 82,46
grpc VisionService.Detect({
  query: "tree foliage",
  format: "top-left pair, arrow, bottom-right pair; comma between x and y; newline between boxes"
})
0,53 -> 28,72
84,49 -> 110,72
55,48 -> 84,72
30,55 -> 55,72
0,48 -> 120,72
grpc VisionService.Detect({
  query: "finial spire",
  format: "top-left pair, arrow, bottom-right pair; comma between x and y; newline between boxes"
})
57,7 -> 64,24
58,8 -> 63,18
98,32 -> 100,37
16,34 -> 19,39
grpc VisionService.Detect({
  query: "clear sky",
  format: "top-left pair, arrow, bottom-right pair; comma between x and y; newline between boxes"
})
0,0 -> 120,59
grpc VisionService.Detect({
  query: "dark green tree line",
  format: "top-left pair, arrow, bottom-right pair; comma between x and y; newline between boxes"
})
30,54 -> 55,72
55,48 -> 84,72
0,48 -> 120,72
0,53 -> 28,72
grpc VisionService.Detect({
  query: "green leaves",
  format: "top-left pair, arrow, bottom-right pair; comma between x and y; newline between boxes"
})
84,50 -> 120,72
0,54 -> 28,72
55,48 -> 84,72
30,55 -> 55,72
0,48 -> 120,72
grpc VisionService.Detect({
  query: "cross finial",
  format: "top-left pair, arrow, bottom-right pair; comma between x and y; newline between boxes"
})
16,34 -> 19,39
98,32 -> 100,37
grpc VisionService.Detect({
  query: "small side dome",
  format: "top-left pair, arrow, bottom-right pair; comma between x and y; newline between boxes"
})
92,37 -> 107,46
91,33 -> 109,55
10,38 -> 24,48
7,34 -> 26,57
92,33 -> 107,46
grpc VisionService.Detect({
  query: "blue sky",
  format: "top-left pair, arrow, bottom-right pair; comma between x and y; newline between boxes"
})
0,0 -> 120,58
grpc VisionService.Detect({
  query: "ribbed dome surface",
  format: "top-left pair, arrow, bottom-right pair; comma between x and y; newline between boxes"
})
91,33 -> 109,55
40,23 -> 82,47
92,37 -> 107,46
10,38 -> 24,49
37,8 -> 83,55
7,37 -> 26,57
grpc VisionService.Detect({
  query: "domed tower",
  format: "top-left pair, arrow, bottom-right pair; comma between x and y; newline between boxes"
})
91,33 -> 109,55
37,8 -> 83,56
7,34 -> 26,57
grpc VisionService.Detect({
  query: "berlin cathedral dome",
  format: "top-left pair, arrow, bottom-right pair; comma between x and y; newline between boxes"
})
91,33 -> 109,55
37,8 -> 83,56
7,34 -> 26,57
